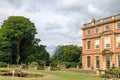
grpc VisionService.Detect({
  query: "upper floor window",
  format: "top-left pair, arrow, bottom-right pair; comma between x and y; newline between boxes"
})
95,27 -> 99,33
105,24 -> 110,30
87,40 -> 91,49
105,36 -> 110,48
86,29 -> 91,35
116,36 -> 120,48
95,39 -> 100,49
117,22 -> 120,29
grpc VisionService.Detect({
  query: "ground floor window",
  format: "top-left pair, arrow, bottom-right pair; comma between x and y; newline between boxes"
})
106,55 -> 110,68
96,56 -> 100,68
87,56 -> 91,68
118,56 -> 120,67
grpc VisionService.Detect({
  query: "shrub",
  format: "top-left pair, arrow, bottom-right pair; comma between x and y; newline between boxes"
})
0,62 -> 7,67
30,62 -> 39,67
21,64 -> 28,69
62,62 -> 78,68
51,61 -> 58,67
38,60 -> 45,67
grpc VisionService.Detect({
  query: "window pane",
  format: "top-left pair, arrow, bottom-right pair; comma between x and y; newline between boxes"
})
117,36 -> 120,47
118,43 -> 120,47
117,23 -> 120,29
118,56 -> 120,67
87,29 -> 91,35
96,56 -> 100,68
87,41 -> 90,49
106,44 -> 110,47
95,39 -> 100,49
87,56 -> 90,68
95,27 -> 99,33
105,25 -> 109,30
105,36 -> 110,48
106,56 -> 110,68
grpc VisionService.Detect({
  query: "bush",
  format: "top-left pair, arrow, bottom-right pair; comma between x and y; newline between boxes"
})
38,60 -> 45,67
51,61 -> 58,67
30,62 -> 39,67
62,62 -> 78,68
0,62 -> 7,67
21,64 -> 28,69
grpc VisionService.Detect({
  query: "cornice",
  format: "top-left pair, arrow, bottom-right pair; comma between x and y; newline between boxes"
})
82,30 -> 120,40
82,14 -> 120,30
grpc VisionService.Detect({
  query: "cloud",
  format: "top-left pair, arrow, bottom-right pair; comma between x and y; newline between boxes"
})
0,0 -> 23,9
0,0 -> 120,54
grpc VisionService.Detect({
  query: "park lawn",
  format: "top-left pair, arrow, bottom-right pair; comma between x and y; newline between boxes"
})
34,70 -> 103,80
0,68 -> 103,80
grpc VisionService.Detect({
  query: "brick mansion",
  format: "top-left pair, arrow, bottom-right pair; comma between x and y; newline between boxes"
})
82,14 -> 120,70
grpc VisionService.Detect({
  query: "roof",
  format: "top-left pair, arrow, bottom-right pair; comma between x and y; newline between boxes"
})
82,13 -> 120,30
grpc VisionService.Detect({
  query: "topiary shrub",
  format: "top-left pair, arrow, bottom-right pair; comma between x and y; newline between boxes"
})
0,62 -> 7,67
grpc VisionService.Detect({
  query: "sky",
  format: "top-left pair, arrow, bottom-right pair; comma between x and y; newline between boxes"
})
0,0 -> 120,54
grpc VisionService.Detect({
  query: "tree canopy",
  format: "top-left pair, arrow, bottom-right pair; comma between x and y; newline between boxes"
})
0,16 -> 49,65
51,45 -> 82,63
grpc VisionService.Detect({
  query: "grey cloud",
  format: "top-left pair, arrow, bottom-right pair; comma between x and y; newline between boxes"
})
25,4 -> 41,13
0,13 -> 8,24
44,22 -> 62,31
55,0 -> 120,20
0,0 -> 23,9
21,0 -> 57,13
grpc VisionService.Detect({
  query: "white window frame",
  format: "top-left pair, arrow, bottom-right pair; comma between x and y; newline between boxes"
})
116,22 -> 120,29
105,55 -> 111,69
118,55 -> 120,67
104,24 -> 110,31
95,56 -> 100,69
86,55 -> 91,69
95,39 -> 100,49
95,27 -> 99,33
104,36 -> 111,48
86,40 -> 91,50
86,29 -> 91,35
116,36 -> 120,48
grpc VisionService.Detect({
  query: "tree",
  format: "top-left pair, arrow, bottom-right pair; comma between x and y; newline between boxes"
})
0,16 -> 36,64
51,45 -> 82,63
0,16 -> 50,65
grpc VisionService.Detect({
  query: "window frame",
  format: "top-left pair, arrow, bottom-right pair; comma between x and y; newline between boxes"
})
105,55 -> 111,69
95,39 -> 100,49
116,36 -> 120,48
116,22 -> 120,29
86,40 -> 91,50
104,36 -> 111,48
86,56 -> 91,68
95,27 -> 99,34
104,24 -> 110,31
118,55 -> 120,67
86,29 -> 91,35
95,56 -> 100,69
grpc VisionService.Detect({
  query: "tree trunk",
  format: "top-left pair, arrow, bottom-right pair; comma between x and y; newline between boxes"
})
16,38 -> 21,65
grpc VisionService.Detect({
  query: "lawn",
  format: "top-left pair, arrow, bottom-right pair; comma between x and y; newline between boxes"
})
39,70 -> 103,80
0,68 -> 103,80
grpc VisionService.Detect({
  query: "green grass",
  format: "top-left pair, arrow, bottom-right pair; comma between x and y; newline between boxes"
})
38,70 -> 103,80
0,68 -> 103,80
